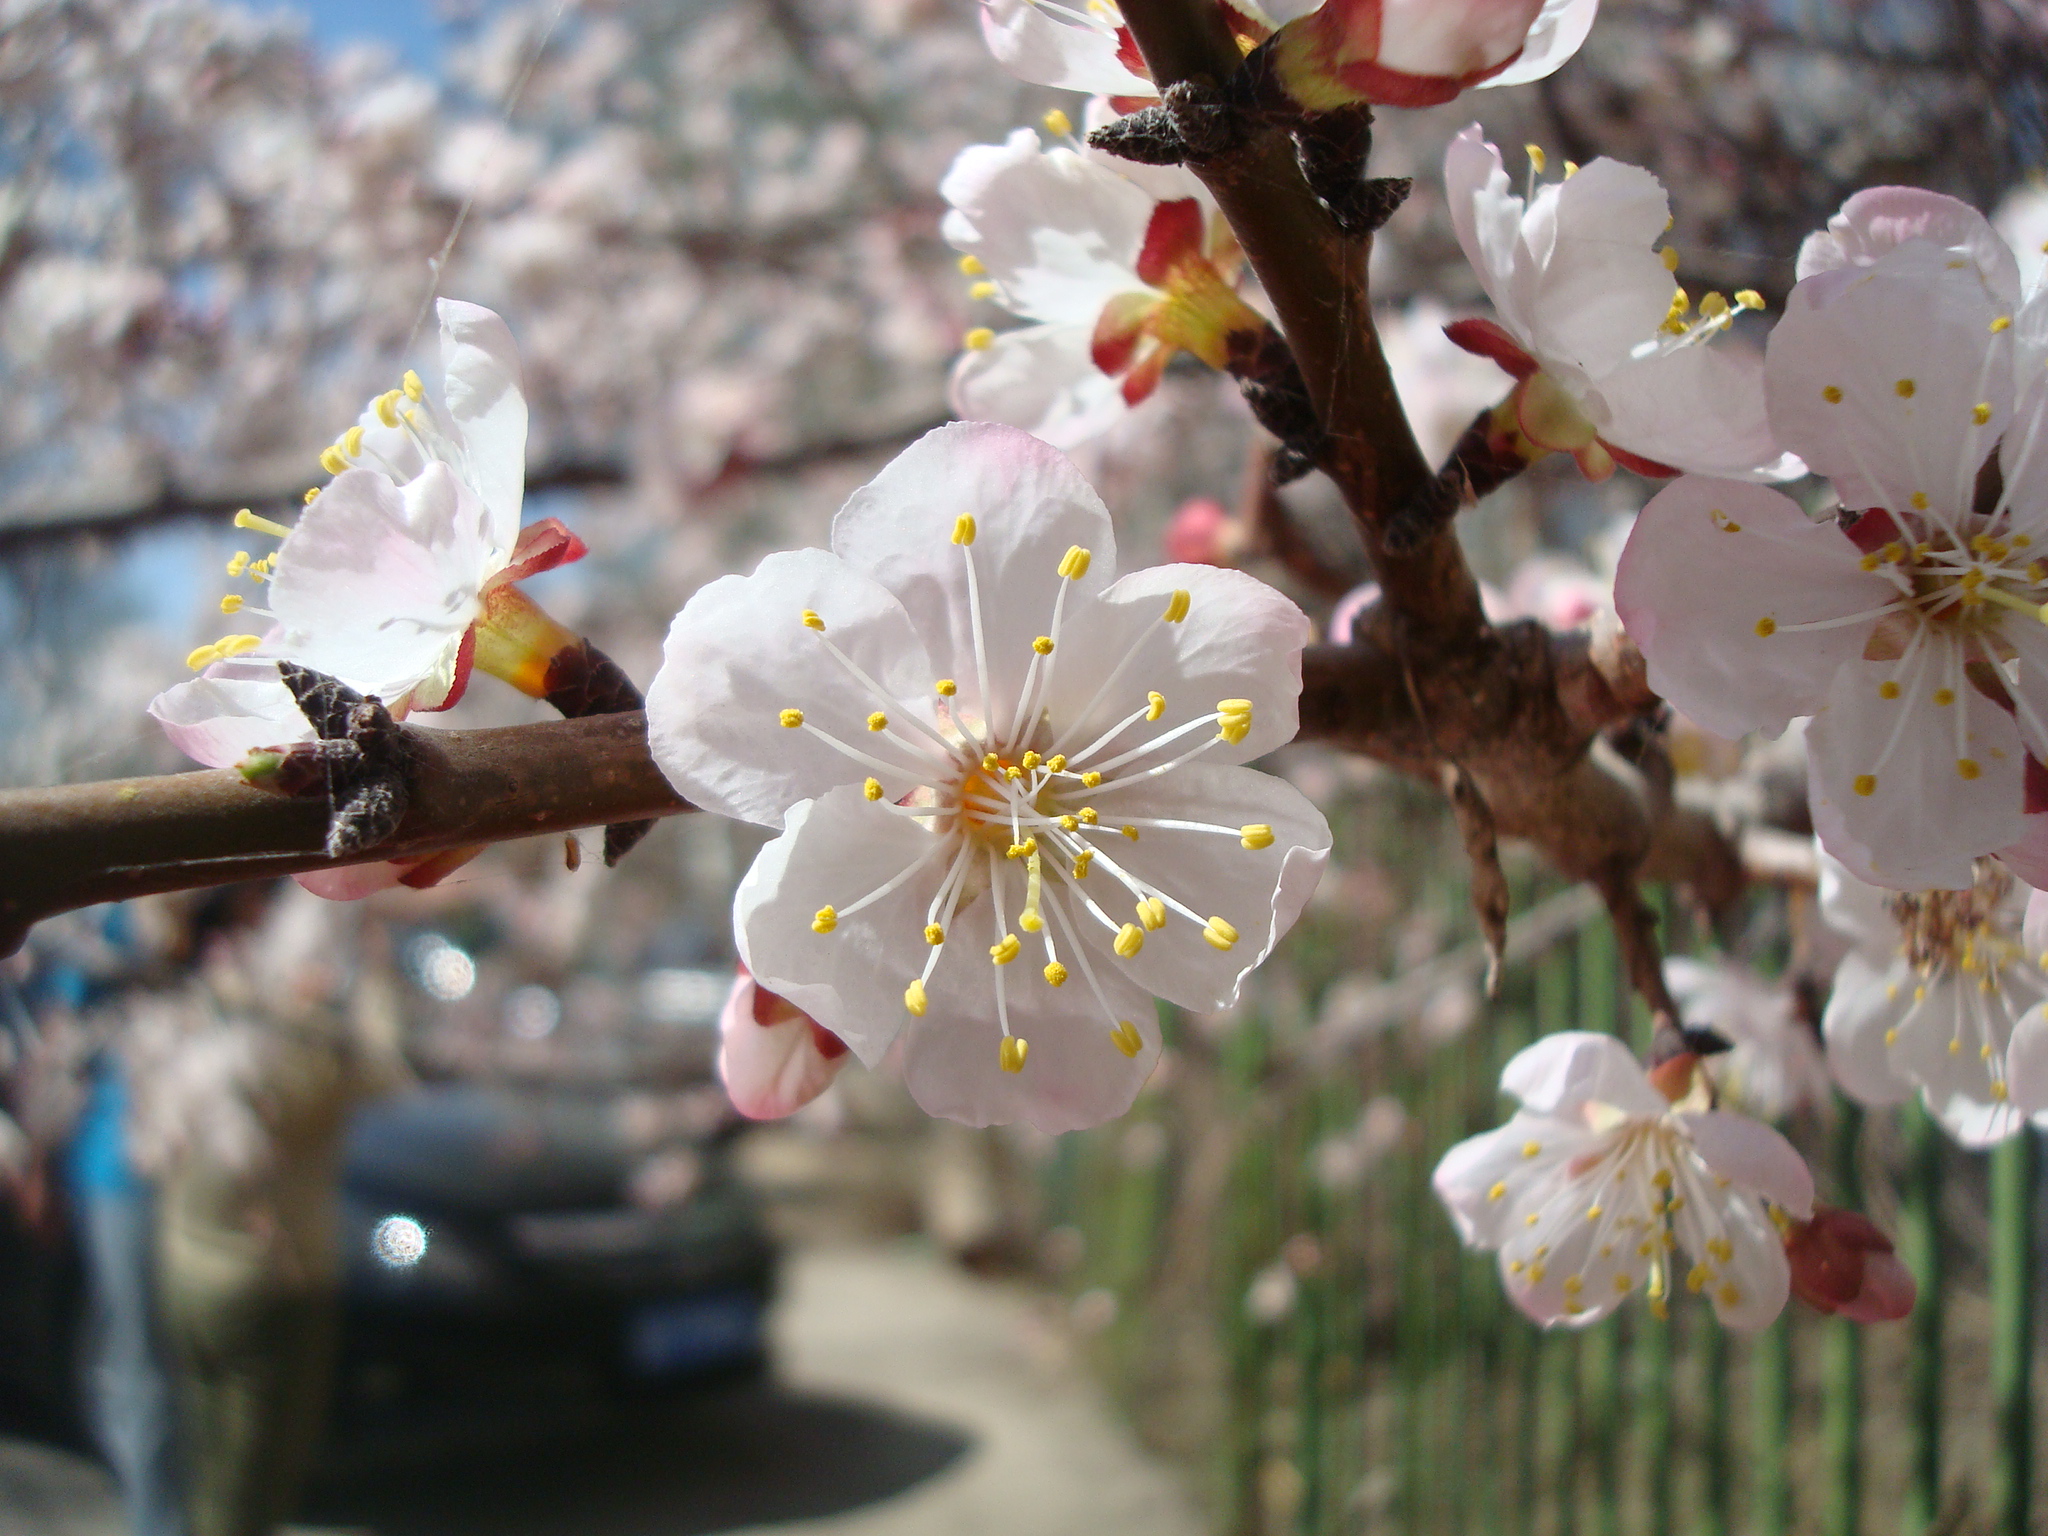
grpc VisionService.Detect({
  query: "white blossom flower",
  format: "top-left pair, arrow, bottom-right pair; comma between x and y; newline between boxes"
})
1664,956 -> 1831,1121
1818,849 -> 2048,1146
1433,1031 -> 1814,1331
1442,126 -> 1799,483
647,423 -> 1331,1133
942,116 -> 1264,449
1614,191 -> 2047,889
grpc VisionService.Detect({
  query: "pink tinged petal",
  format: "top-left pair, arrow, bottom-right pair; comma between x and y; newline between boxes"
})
1698,1195 -> 1793,1332
1442,316 -> 1538,380
718,969 -> 848,1121
1818,847 -> 1907,959
2027,885 -> 2048,961
1678,1109 -> 1815,1219
1132,199 -> 1206,287
266,464 -> 493,707
148,670 -> 310,768
897,951 -> 1161,1134
294,862 -> 411,902
1479,0 -> 1598,87
1430,1112 -> 1591,1248
1042,562 -> 1311,767
830,423 -> 1117,743
1613,477 -> 1889,740
948,325 -> 1133,449
1765,243 -> 2011,514
1092,290 -> 1156,377
498,518 -> 587,584
647,547 -> 943,829
977,0 -> 1155,97
1821,950 -> 1918,1107
1518,157 -> 1677,382
1499,1031 -> 1665,1118
1795,187 -> 2022,303
2006,1004 -> 2048,1116
1592,339 -> 1802,482
1071,762 -> 1330,1013
1325,581 -> 1380,644
1804,651 -> 2026,891
1365,0 -> 1548,81
732,787 -> 950,1070
1444,127 -> 1529,337
435,298 -> 529,549
1924,1088 -> 2031,1149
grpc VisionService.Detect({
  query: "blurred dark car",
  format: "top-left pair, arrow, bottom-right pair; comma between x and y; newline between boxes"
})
0,1078 -> 774,1445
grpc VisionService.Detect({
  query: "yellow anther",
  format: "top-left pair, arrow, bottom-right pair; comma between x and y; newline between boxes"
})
1823,384 -> 1844,404
1058,815 -> 1079,832
1933,687 -> 1956,705
219,594 -> 244,615
1021,751 -> 1041,771
234,509 -> 292,539
1082,771 -> 1103,787
1754,617 -> 1776,637
925,923 -> 946,945
1058,545 -> 1092,580
1949,1038 -> 1963,1055
217,634 -> 260,658
1879,680 -> 1900,700
1708,1238 -> 1733,1264
1586,1204 -> 1604,1219
1136,897 -> 1167,931
1525,143 -> 1546,173
983,752 -> 1001,771
812,906 -> 838,934
1162,589 -> 1191,623
1860,552 -> 1882,571
303,486 -> 320,503
905,978 -> 928,1016
1046,754 -> 1066,771
1958,758 -> 1982,780
990,933 -> 1021,965
1983,1043 -> 1996,1059
864,777 -> 884,801
1202,915 -> 1238,951
1006,837 -> 1037,859
1110,1020 -> 1143,1058
1005,766 -> 1023,781
1698,291 -> 1730,319
1509,1260 -> 1525,1275
1564,160 -> 1579,176
1912,491 -> 1930,510
1488,1181 -> 1507,1201
1650,1297 -> 1670,1320
185,644 -> 221,671
1896,378 -> 1917,398
958,253 -> 986,276
780,708 -> 804,728
319,446 -> 348,475
1078,807 -> 1099,824
1146,690 -> 1165,722
1042,106 -> 1073,136
226,551 -> 250,576
936,679 -> 958,697
1121,824 -> 1139,840
1217,698 -> 1252,744
1527,1263 -> 1547,1284
1659,245 -> 1679,272
953,514 -> 977,545
1975,402 -> 1994,426
402,369 -> 425,401
1882,541 -> 1905,562
1992,315 -> 2013,333
1735,289 -> 1764,310
1114,923 -> 1145,958
1651,1169 -> 1673,1187
1562,1275 -> 1583,1297
969,281 -> 997,300
375,389 -> 403,427
1687,1265 -> 1711,1294
1716,1283 -> 1742,1308
867,711 -> 888,732
963,327 -> 995,351
1032,635 -> 1054,655
1241,823 -> 1274,850
1044,961 -> 1068,988
341,424 -> 365,459
802,608 -> 825,630
2031,563 -> 2046,583
999,1037 -> 1029,1073
1993,1080 -> 2010,1101
1072,851 -> 1093,879
1614,1273 -> 1634,1294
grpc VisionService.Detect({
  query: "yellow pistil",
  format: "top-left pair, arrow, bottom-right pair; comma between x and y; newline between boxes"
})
233,509 -> 291,539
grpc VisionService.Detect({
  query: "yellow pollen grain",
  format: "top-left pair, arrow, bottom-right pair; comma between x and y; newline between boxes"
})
1114,923 -> 1145,958
936,679 -> 957,696
812,906 -> 838,934
1082,771 -> 1102,787
1047,754 -> 1066,771
983,753 -> 1001,772
1241,823 -> 1274,850
1717,1283 -> 1742,1308
1005,766 -> 1023,782
1933,687 -> 1956,706
958,254 -> 986,276
864,777 -> 883,801
1975,402 -> 1994,425
1912,492 -> 1929,510
1522,1141 -> 1541,1159
1110,1020 -> 1143,1058
1042,107 -> 1072,136
1146,690 -> 1165,721
867,711 -> 888,732
999,1037 -> 1029,1074
1021,751 -> 1041,770
1488,1181 -> 1507,1201
1058,545 -> 1092,580
969,281 -> 997,300
925,923 -> 945,945
1032,635 -> 1054,655
1992,315 -> 2013,333
1072,852 -> 1093,879
802,608 -> 825,630
1121,824 -> 1139,841
1754,617 -> 1777,637
963,327 -> 994,351
1958,758 -> 1982,780
1879,680 -> 1901,700
1896,378 -> 1917,398
779,708 -> 804,728
1058,815 -> 1079,832
989,933 -> 1021,965
953,514 -> 977,546
1044,961 -> 1068,988
1078,807 -> 1099,824
1822,384 -> 1844,404
1163,589 -> 1191,623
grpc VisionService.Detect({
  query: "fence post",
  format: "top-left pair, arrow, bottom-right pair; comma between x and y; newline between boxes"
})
1990,1129 -> 2036,1536
1822,1103 -> 1864,1536
1752,1318 -> 1793,1536
1899,1100 -> 1942,1536
1575,919 -> 1623,1536
1699,1315 -> 1732,1536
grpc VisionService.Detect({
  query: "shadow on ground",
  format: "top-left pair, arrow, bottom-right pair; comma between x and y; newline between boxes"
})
299,1383 -> 973,1536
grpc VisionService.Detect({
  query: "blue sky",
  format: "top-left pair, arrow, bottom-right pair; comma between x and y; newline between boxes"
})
292,0 -> 446,74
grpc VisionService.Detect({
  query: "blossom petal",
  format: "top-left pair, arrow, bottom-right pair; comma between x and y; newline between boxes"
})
1821,950 -> 1918,1107
1805,650 -> 2026,891
1795,187 -> 2021,303
947,325 -> 1132,449
265,463 -> 490,708
1372,0 -> 1548,80
977,0 -> 1154,96
1479,0 -> 1598,87
1517,157 -> 1675,383
1043,563 -> 1310,767
436,298 -> 529,549
148,669 -> 310,768
1683,1191 -> 1790,1332
1592,340 -> 1800,481
1818,846 -> 1907,959
1766,240 -> 2011,514
2005,1002 -> 2048,1116
649,548 -> 945,828
1679,1110 -> 1814,1219
1922,1087 -> 2030,1149
1444,127 -> 1530,338
830,423 -> 1117,744
1066,761 -> 1330,1012
733,787 -> 953,1069
1431,1111 -> 1597,1249
1614,477 -> 1888,740
1499,1031 -> 1665,1118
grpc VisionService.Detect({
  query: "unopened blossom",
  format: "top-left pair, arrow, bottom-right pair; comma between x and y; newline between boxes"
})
1442,127 -> 1799,483
1433,1032 -> 1814,1330
942,118 -> 1265,448
1265,0 -> 1599,112
1664,956 -> 1831,1121
648,423 -> 1330,1133
1818,850 -> 2048,1145
718,965 -> 850,1121
1615,192 -> 2046,889
1784,1206 -> 1916,1323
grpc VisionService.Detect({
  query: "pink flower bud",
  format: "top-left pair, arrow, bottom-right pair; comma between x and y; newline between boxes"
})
717,964 -> 848,1120
1785,1205 -> 1915,1323
1162,497 -> 1242,566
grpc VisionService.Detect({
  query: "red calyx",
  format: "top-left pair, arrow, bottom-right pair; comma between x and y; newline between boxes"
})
1785,1205 -> 1916,1322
